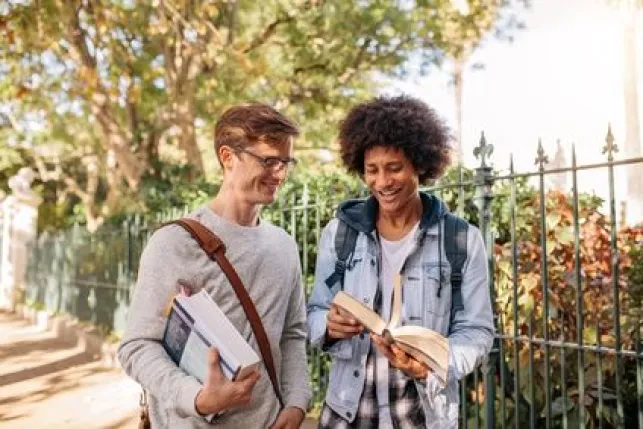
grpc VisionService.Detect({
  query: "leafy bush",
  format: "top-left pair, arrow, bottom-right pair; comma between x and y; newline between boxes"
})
494,190 -> 641,428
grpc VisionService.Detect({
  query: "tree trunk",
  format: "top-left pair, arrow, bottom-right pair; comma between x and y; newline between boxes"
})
90,94 -> 146,190
175,91 -> 204,176
453,57 -> 465,163
623,3 -> 642,224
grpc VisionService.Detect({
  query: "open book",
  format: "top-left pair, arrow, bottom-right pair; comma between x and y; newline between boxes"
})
332,275 -> 450,385
162,289 -> 261,383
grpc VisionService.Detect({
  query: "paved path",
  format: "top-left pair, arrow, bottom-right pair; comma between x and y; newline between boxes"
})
0,310 -> 317,428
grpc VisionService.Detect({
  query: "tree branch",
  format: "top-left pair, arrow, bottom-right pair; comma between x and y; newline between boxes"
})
337,38 -> 372,84
227,0 -> 239,45
66,1 -> 97,71
33,153 -> 90,202
294,63 -> 328,75
243,14 -> 293,54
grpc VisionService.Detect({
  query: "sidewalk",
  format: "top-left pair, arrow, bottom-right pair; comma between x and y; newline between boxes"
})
0,310 -> 317,428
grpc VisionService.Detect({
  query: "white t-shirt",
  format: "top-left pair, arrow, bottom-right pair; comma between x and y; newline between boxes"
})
376,222 -> 419,427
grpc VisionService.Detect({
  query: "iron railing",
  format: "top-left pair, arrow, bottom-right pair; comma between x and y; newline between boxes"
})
25,126 -> 643,428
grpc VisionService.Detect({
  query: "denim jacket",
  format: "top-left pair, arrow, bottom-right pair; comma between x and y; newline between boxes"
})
307,192 -> 495,428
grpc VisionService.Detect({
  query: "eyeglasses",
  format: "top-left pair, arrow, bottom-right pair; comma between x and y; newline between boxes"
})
234,147 -> 298,171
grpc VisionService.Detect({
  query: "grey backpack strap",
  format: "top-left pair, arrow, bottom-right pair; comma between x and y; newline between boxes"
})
324,219 -> 359,289
444,213 -> 468,322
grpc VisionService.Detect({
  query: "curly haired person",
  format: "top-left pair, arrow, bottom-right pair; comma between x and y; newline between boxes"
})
307,96 -> 494,429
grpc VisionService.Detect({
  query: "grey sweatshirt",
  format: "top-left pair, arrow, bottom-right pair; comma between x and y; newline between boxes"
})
117,206 -> 312,428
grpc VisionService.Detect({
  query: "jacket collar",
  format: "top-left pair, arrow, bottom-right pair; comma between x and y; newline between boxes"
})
336,191 -> 447,236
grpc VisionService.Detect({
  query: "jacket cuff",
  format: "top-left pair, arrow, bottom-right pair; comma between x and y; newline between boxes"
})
321,329 -> 340,351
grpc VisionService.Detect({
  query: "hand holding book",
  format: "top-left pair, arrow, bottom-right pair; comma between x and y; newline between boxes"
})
162,289 -> 264,416
195,347 -> 261,416
331,274 -> 450,385
371,333 -> 430,380
325,304 -> 364,340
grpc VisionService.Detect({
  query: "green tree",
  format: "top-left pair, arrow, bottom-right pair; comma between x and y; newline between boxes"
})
1,0 -> 525,230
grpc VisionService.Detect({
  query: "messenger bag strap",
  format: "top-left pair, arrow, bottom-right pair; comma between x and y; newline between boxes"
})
166,218 -> 284,408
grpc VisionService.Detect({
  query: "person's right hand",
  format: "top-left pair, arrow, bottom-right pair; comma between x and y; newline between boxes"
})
325,304 -> 364,340
195,347 -> 261,416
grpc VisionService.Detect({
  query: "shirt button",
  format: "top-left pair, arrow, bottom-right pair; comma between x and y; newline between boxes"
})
360,333 -> 365,340
371,259 -> 376,266
346,412 -> 352,418
353,370 -> 359,378
363,297 -> 370,304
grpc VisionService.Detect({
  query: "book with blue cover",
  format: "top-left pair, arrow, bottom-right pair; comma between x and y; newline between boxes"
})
162,289 -> 261,383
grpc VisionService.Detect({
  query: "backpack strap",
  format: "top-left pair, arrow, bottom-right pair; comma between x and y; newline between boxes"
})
443,213 -> 468,325
163,218 -> 284,408
324,219 -> 359,290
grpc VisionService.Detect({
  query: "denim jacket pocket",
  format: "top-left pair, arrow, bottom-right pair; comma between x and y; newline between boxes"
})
327,338 -> 353,360
422,263 -> 451,317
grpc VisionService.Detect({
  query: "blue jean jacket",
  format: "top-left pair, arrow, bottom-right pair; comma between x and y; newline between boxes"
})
307,193 -> 495,428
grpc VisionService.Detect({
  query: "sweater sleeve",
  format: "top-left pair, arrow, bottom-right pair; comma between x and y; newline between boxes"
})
278,244 -> 313,412
117,226 -> 203,418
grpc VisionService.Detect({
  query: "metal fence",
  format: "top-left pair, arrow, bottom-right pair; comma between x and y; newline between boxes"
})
24,128 -> 643,428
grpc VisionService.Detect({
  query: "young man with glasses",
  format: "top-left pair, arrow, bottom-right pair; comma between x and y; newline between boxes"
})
118,103 -> 312,428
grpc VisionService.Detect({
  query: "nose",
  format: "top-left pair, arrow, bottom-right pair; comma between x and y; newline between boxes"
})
271,164 -> 289,181
376,171 -> 393,188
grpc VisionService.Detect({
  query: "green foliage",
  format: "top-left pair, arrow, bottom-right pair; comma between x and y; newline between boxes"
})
431,165 -> 539,244
625,228 -> 643,308
137,161 -> 213,218
263,168 -> 363,293
1,0 -> 524,231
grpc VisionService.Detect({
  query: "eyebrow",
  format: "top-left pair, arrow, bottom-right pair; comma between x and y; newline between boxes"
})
365,161 -> 404,168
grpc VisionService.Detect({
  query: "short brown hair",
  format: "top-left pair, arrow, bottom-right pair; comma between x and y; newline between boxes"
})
339,95 -> 452,184
214,103 -> 299,162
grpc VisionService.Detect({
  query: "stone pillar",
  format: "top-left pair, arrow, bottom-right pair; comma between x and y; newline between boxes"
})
0,168 -> 42,311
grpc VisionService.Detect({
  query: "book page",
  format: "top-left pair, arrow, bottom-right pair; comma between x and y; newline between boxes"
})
387,274 -> 402,330
332,291 -> 387,335
163,303 -> 241,382
179,328 -> 211,383
394,341 -> 448,386
175,291 -> 260,374
177,290 -> 260,366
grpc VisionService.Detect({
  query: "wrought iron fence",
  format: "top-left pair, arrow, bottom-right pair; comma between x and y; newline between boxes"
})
24,127 -> 643,428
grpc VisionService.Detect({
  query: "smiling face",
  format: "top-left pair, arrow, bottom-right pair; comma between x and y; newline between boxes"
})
363,146 -> 421,217
220,138 -> 294,206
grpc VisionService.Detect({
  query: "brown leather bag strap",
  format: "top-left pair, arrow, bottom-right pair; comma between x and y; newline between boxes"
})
166,218 -> 284,408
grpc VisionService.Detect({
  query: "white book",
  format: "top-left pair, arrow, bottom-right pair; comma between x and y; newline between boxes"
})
162,289 -> 261,383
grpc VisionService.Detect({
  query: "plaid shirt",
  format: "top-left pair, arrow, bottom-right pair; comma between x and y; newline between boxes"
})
319,346 -> 426,429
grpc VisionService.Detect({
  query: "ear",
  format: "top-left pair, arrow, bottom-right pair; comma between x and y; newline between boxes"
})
219,145 -> 235,170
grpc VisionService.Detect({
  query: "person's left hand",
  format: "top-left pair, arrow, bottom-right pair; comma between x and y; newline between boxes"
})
269,406 -> 305,429
371,333 -> 430,380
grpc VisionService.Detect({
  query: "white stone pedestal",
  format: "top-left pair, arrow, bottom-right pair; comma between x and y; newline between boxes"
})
0,168 -> 42,311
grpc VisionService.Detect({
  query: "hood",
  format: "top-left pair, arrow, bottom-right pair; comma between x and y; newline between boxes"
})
336,191 -> 447,234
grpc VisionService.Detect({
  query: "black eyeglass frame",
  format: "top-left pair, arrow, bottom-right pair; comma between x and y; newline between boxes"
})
234,146 -> 298,171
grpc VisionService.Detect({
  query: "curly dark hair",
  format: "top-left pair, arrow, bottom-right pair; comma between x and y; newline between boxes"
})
338,95 -> 452,184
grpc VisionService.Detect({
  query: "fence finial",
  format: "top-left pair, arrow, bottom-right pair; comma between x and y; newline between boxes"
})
535,138 -> 549,170
473,131 -> 493,168
602,123 -> 618,161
